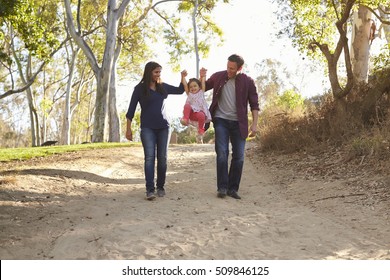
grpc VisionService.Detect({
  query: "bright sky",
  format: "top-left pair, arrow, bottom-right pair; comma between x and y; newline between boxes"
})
118,0 -> 330,117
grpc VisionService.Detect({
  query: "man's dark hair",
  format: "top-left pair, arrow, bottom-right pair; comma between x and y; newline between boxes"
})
228,54 -> 244,68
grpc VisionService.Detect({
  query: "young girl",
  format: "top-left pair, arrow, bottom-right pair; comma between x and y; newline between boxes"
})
180,70 -> 211,137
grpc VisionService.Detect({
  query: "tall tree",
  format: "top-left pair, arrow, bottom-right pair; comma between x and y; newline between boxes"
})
64,0 -> 127,143
0,0 -> 64,146
0,0 -> 63,100
61,41 -> 80,145
277,0 -> 390,99
350,5 -> 373,83
64,0 -> 227,143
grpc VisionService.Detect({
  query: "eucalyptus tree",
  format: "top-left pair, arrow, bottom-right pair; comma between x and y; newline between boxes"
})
61,39 -> 80,145
350,5 -> 374,83
350,3 -> 390,82
277,0 -> 390,100
167,0 -> 226,71
0,0 -> 63,101
178,0 -> 226,77
64,0 -> 227,143
59,0 -> 98,145
192,0 -> 201,76
0,0 -> 64,146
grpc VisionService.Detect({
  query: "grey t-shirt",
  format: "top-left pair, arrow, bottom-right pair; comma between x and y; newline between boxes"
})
215,78 -> 238,121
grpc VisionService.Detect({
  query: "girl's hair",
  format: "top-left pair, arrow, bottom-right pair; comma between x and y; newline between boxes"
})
140,61 -> 166,97
188,78 -> 201,88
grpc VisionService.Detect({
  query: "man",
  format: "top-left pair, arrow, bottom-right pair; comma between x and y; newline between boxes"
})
201,54 -> 259,199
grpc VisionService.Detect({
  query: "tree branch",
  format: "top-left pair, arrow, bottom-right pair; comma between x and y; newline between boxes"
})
152,0 -> 190,9
64,0 -> 99,75
365,5 -> 390,25
0,37 -> 70,100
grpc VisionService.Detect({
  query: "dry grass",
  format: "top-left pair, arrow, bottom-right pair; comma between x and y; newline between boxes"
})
258,91 -> 390,161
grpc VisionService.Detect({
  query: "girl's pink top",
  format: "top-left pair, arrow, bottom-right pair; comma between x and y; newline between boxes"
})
185,90 -> 212,122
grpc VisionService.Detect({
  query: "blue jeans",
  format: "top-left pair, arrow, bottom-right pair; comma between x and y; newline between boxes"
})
140,127 -> 169,193
214,117 -> 246,193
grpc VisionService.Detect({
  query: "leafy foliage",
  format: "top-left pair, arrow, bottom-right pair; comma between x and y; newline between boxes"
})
276,89 -> 304,110
0,0 -> 230,147
0,0 -> 20,17
156,0 -> 227,70
371,43 -> 390,76
276,0 -> 390,63
5,0 -> 61,60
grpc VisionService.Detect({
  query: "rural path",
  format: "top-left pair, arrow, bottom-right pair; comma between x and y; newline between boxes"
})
0,144 -> 389,259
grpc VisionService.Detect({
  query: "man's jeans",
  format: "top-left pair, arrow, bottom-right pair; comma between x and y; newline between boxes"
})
214,117 -> 246,193
140,127 -> 169,193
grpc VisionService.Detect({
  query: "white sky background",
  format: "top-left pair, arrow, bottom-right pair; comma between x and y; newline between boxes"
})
118,0 -> 330,118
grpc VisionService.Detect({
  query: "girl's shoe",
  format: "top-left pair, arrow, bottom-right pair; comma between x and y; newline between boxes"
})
180,118 -> 189,126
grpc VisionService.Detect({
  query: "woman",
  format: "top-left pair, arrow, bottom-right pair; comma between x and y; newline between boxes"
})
126,61 -> 185,200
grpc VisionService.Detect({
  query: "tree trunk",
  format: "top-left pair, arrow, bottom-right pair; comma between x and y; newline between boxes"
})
41,69 -> 47,145
108,42 -> 122,142
93,73 -> 109,142
350,5 -> 372,83
192,0 -> 200,78
91,2 -> 119,143
318,0 -> 355,100
61,46 -> 80,145
10,28 -> 41,147
26,87 -> 40,147
64,0 -> 129,143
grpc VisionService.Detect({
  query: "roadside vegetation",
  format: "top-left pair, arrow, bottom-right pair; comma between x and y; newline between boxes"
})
258,71 -> 390,164
0,142 -> 138,162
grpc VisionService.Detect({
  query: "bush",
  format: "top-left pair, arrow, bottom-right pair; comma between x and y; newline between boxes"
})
258,88 -> 390,157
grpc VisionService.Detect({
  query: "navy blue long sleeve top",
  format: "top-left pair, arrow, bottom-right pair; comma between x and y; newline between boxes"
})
126,82 -> 184,129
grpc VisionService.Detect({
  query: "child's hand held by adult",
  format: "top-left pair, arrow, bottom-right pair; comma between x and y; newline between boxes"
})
199,67 -> 207,78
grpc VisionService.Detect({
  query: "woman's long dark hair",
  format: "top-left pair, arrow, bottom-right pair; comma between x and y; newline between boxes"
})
140,61 -> 166,98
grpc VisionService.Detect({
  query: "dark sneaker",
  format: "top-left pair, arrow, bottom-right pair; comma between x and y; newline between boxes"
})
217,189 -> 227,198
157,189 -> 166,197
146,192 -> 156,200
227,191 -> 241,199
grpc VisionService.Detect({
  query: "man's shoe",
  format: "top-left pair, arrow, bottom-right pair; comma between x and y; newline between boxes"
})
217,189 -> 227,198
146,192 -> 156,200
157,189 -> 166,197
227,191 -> 241,199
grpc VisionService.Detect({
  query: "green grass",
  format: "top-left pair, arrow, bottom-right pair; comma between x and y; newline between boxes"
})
0,142 -> 141,162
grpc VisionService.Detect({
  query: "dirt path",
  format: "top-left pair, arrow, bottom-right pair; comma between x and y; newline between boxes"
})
0,144 -> 389,259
